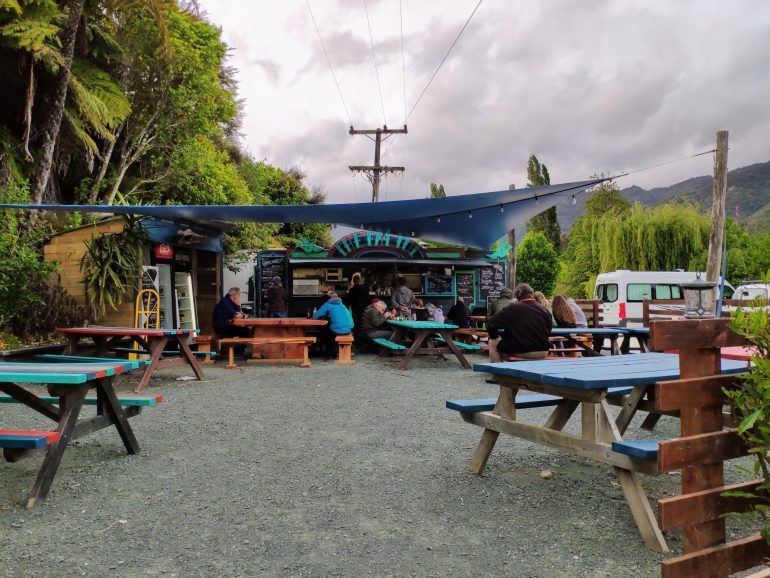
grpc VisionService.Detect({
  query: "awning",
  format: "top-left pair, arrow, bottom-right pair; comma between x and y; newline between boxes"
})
289,258 -> 495,267
2,179 -> 605,249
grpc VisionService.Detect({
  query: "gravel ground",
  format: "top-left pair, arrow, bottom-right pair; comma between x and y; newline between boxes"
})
0,354 -> 759,577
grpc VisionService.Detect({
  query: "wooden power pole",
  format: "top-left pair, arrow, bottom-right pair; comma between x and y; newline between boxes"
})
507,184 -> 516,289
349,125 -> 407,202
706,131 -> 729,282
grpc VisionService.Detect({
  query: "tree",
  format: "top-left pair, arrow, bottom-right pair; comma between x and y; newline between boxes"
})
525,155 -> 561,250
429,182 -> 445,198
516,231 -> 559,296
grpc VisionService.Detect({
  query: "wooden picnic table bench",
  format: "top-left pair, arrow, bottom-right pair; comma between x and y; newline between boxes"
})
218,337 -> 316,369
0,361 -> 160,507
375,320 -> 470,370
232,318 -> 326,366
449,352 -> 747,553
57,326 -> 204,391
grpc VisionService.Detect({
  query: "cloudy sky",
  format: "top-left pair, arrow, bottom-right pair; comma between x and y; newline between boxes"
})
199,0 -> 770,203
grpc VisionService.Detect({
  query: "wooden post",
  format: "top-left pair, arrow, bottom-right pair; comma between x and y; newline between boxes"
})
706,131 -> 728,282
506,184 -> 516,289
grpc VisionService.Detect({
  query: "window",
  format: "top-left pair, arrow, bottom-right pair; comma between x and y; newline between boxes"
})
627,283 -> 653,302
596,283 -> 618,303
654,284 -> 682,300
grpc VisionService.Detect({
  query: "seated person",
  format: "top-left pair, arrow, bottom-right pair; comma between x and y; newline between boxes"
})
213,288 -> 252,352
487,283 -> 552,362
551,294 -> 578,328
447,297 -> 471,328
568,297 -> 589,328
411,298 -> 429,321
489,287 -> 514,316
362,300 -> 394,339
425,303 -> 444,323
312,291 -> 354,359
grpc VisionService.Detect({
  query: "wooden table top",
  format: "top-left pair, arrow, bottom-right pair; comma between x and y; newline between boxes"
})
57,326 -> 195,337
550,327 -> 629,336
474,352 -> 748,390
232,318 -> 327,327
0,361 -> 139,384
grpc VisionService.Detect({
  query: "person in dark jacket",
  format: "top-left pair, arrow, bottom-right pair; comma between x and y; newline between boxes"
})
447,297 -> 471,328
346,273 -> 371,333
313,291 -> 355,359
266,276 -> 287,318
213,288 -> 251,338
487,283 -> 551,362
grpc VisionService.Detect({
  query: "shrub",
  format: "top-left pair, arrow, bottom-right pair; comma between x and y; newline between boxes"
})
517,231 -> 559,296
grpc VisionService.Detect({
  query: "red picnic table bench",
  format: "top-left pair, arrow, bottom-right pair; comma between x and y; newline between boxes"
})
0,359 -> 163,507
57,326 -> 204,391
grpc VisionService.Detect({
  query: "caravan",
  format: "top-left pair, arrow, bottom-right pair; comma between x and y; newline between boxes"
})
594,270 -> 734,325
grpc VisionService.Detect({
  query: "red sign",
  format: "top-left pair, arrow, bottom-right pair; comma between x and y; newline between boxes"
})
154,243 -> 174,259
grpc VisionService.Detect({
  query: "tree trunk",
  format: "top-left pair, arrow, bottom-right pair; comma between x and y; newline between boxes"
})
31,0 -> 86,204
88,126 -> 120,204
103,148 -> 130,205
22,53 -> 35,162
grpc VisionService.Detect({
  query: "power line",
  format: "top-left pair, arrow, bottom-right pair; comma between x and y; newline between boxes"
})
616,149 -> 716,178
362,0 -> 387,125
305,0 -> 354,127
399,0 -> 407,199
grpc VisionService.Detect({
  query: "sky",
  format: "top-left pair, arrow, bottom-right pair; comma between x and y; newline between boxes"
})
197,0 -> 770,204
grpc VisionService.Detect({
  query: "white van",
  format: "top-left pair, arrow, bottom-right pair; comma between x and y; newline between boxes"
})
733,281 -> 769,300
594,270 -> 735,325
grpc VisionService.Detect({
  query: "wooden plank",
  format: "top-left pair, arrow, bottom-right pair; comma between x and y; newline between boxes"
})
655,374 -> 744,411
661,533 -> 770,578
649,319 -> 747,351
658,479 -> 765,531
658,429 -> 747,471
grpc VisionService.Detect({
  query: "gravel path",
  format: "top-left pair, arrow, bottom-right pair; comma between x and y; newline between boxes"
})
0,354 -> 757,577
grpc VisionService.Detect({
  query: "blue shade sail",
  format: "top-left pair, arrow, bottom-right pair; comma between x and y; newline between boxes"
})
1,179 -> 604,248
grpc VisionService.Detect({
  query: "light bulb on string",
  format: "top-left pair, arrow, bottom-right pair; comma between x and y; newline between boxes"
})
571,195 -> 577,206
534,194 -> 539,205
499,205 -> 504,213
468,211 -> 473,219
436,216 -> 441,223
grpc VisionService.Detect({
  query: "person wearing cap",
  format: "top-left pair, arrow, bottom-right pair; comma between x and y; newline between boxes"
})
489,287 -> 514,316
266,275 -> 287,318
487,283 -> 552,362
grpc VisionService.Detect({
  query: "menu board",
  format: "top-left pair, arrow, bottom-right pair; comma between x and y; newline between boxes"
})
257,251 -> 288,316
455,271 -> 475,306
479,263 -> 506,303
424,275 -> 454,295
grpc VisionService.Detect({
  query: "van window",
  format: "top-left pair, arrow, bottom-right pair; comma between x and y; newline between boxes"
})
595,283 -> 618,303
654,284 -> 682,300
627,283 -> 653,302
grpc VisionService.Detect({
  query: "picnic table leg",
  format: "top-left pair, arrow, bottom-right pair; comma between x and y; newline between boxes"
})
543,399 -> 579,430
610,336 -> 621,356
96,377 -> 139,455
396,329 -> 427,371
26,385 -> 89,508
135,336 -> 168,392
442,331 -> 472,369
63,336 -> 79,355
614,385 -> 648,435
599,399 -> 669,553
174,335 -> 205,380
469,386 -> 516,475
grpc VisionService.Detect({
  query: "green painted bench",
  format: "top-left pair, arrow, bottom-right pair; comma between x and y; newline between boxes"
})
372,338 -> 407,351
434,336 -> 482,351
0,392 -> 164,407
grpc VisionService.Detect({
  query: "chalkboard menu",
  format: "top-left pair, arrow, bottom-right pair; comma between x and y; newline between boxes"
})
455,271 -> 475,306
257,251 -> 288,316
479,263 -> 505,303
423,275 -> 454,295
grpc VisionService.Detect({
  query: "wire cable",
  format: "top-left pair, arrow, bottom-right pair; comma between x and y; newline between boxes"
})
616,149 -> 716,178
363,0 -> 387,126
399,0 -> 407,199
305,0 -> 354,127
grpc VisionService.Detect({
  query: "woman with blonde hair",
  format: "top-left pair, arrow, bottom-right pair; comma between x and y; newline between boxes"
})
551,294 -> 578,328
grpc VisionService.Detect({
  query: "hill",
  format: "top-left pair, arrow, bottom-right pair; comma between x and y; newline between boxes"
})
556,160 -> 770,233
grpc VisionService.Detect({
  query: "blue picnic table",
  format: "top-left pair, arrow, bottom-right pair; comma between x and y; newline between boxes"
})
381,319 -> 471,370
446,353 -> 749,553
549,326 -> 629,356
0,360 -> 153,507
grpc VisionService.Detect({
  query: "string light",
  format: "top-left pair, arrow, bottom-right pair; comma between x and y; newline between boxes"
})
571,195 -> 577,205
436,216 -> 441,223
411,230 -> 415,237
499,205 -> 504,213
468,211 -> 473,219
534,194 -> 539,205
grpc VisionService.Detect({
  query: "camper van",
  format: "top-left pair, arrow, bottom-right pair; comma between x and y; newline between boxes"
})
594,270 -> 734,325
733,281 -> 770,301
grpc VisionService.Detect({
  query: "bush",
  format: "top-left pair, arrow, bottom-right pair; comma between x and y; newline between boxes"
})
517,232 -> 559,296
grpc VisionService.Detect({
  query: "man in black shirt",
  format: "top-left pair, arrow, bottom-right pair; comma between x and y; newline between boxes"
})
487,283 -> 551,362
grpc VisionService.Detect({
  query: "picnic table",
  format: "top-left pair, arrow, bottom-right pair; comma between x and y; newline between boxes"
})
720,345 -> 757,361
380,319 -> 472,370
549,327 -> 628,356
232,318 -> 327,365
0,360 -> 152,507
57,326 -> 203,391
448,353 -> 748,552
618,326 -> 651,354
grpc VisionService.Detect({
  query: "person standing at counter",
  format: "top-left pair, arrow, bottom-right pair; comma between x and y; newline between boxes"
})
313,291 -> 354,359
266,276 -> 287,318
346,273 -> 372,332
391,276 -> 414,313
447,297 -> 471,328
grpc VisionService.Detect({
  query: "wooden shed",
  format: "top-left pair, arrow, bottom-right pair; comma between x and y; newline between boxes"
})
44,217 -> 232,334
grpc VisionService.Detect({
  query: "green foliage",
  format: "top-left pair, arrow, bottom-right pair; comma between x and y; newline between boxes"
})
726,295 -> 770,544
516,232 -> 560,296
429,182 -> 446,198
80,217 -> 146,320
525,155 -> 560,250
0,178 -> 57,335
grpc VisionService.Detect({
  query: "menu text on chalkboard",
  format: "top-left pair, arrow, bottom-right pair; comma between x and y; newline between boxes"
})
455,271 -> 475,306
257,251 -> 288,316
479,263 -> 506,304
423,275 -> 454,295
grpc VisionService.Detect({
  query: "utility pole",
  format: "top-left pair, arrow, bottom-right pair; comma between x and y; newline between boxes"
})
349,125 -> 407,202
706,131 -> 728,282
507,184 -> 516,289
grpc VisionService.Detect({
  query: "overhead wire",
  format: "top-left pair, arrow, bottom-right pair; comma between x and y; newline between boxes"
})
362,0 -> 387,126
615,149 -> 716,178
399,0 -> 407,199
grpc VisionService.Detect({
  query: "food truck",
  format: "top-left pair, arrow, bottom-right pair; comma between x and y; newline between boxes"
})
253,231 -> 507,318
